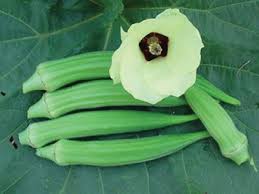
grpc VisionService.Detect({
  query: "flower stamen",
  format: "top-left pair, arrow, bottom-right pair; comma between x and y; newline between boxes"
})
139,32 -> 169,61
147,37 -> 163,56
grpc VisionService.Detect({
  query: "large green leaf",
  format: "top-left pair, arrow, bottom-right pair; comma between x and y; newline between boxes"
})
1,0 -> 259,193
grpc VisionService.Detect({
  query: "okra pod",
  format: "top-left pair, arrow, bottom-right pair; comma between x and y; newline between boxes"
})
19,110 -> 198,148
196,75 -> 240,105
23,51 -> 112,93
185,85 -> 249,165
23,52 -> 240,106
36,131 -> 210,166
28,80 -> 187,119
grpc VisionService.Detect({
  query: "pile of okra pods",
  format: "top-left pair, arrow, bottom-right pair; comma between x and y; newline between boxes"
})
19,51 -> 250,166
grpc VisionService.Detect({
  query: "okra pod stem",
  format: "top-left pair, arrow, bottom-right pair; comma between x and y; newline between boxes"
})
27,80 -> 187,119
19,110 -> 198,148
36,131 -> 210,166
185,85 -> 249,165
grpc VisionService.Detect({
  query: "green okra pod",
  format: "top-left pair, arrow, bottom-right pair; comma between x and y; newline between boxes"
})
19,110 -> 198,148
196,75 -> 240,105
27,80 -> 187,119
36,131 -> 210,166
185,85 -> 249,165
23,51 -> 112,93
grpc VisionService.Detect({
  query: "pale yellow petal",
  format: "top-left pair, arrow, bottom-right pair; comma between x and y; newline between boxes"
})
166,20 -> 204,74
109,39 -> 130,83
156,8 -> 181,19
145,70 -> 197,97
119,37 -> 166,104
157,9 -> 204,74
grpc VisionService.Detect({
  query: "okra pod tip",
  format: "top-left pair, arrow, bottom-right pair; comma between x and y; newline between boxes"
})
23,72 -> 45,94
222,138 -> 250,165
36,144 -> 56,163
19,129 -> 33,147
27,96 -> 50,119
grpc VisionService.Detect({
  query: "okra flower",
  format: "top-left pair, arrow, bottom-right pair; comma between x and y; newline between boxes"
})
110,9 -> 204,104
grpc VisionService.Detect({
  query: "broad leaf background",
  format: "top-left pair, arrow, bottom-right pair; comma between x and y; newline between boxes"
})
0,0 -> 259,193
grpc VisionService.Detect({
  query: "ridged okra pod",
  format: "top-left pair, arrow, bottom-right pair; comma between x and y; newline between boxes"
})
196,75 -> 240,105
185,85 -> 249,165
23,51 -> 112,93
19,110 -> 198,148
28,80 -> 187,119
36,131 -> 210,166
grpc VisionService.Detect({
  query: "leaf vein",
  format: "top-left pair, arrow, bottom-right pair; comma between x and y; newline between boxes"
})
58,166 -> 73,194
143,163 -> 150,194
0,35 -> 38,44
41,13 -> 103,37
0,13 -> 103,44
0,10 -> 39,35
103,23 -> 113,50
1,166 -> 34,193
98,168 -> 105,194
0,40 -> 41,81
209,0 -> 259,10
208,12 -> 259,37
119,15 -> 131,28
181,151 -> 191,194
230,111 -> 259,133
89,0 -> 104,7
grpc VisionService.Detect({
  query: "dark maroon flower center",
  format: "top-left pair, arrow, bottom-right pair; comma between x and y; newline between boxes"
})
139,32 -> 169,61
